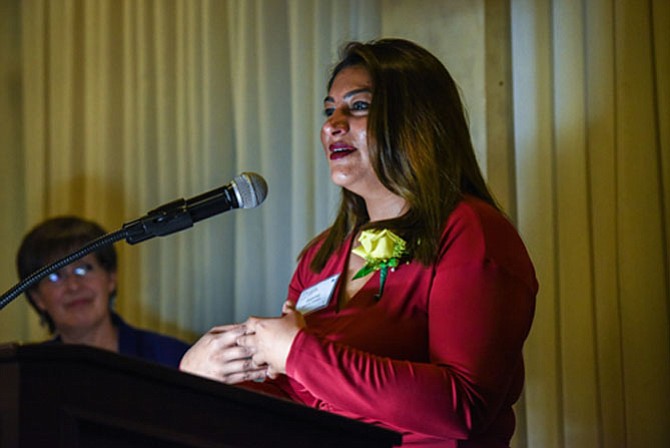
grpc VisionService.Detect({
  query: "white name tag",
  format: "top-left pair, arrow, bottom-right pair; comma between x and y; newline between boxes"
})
296,274 -> 340,314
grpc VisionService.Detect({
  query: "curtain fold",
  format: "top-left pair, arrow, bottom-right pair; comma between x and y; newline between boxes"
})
512,0 -> 670,446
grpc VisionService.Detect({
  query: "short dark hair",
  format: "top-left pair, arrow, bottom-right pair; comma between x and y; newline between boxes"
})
306,38 -> 497,271
16,216 -> 117,333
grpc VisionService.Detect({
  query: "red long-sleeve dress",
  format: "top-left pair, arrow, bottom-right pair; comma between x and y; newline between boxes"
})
245,196 -> 537,447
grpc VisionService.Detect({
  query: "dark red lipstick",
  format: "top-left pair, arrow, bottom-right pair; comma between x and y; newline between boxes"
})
329,143 -> 356,160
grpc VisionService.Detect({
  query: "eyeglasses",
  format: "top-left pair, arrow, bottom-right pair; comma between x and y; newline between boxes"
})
42,262 -> 96,286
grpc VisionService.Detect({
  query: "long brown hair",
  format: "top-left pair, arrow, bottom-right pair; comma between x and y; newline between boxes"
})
305,38 -> 497,271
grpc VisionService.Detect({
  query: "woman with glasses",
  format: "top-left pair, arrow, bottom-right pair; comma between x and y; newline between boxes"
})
16,216 -> 190,368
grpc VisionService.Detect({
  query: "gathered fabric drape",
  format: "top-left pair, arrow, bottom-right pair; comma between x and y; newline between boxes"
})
0,0 -> 667,446
511,0 -> 669,446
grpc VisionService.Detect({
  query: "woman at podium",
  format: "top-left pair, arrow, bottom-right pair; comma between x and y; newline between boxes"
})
181,39 -> 538,447
16,216 -> 190,368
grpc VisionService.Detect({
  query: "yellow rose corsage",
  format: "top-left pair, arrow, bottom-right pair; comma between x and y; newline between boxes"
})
352,229 -> 407,299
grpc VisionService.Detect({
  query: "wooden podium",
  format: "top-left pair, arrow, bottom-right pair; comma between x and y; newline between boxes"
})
0,343 -> 402,447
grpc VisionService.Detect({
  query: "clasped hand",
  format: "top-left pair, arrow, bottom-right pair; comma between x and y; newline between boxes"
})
180,301 -> 304,384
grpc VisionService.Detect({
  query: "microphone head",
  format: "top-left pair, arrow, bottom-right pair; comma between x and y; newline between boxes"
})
233,172 -> 268,208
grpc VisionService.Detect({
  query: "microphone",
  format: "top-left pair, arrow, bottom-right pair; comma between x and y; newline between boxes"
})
123,172 -> 268,244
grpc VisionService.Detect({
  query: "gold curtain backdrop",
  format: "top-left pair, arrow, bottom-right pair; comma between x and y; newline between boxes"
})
0,1 -> 668,446
512,1 -> 669,446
